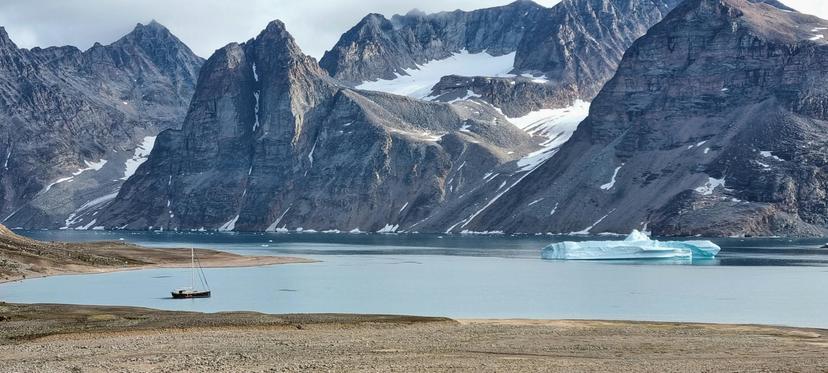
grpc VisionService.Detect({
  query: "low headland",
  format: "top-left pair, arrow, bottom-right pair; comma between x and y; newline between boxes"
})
0,224 -> 313,284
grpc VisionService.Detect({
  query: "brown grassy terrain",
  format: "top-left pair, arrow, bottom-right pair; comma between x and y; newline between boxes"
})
0,224 -> 313,283
0,303 -> 826,372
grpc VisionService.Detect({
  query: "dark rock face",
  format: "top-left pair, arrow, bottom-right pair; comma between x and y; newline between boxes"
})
0,21 -> 203,228
98,21 -> 538,232
319,1 -> 547,84
513,0 -> 681,99
460,0 -> 828,237
427,75 -> 579,117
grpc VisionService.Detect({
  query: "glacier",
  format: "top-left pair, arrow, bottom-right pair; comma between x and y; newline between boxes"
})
541,230 -> 720,260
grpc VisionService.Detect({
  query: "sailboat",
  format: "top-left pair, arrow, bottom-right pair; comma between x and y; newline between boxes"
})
171,247 -> 211,299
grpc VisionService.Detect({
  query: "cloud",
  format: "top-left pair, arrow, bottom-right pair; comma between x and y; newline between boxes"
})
0,0 -> 559,58
0,0 -> 824,59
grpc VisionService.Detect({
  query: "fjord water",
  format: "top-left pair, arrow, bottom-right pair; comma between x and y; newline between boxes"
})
3,231 -> 828,328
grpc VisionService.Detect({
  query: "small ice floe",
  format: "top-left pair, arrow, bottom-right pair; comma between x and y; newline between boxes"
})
541,230 -> 720,260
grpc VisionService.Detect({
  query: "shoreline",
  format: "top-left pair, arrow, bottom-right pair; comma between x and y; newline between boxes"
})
0,224 -> 315,284
1,303 -> 825,371
0,252 -> 316,285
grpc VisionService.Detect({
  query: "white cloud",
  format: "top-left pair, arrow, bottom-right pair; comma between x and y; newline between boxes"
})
0,0 -> 560,58
0,0 -> 824,60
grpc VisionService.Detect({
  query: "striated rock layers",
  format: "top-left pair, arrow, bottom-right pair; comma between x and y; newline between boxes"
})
0,21 -> 203,228
459,0 -> 828,237
97,21 -> 538,232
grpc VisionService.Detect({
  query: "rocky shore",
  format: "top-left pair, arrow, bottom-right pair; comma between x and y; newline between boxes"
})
0,303 -> 825,372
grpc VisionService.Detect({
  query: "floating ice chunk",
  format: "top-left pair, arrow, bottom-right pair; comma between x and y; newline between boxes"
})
541,230 -> 720,260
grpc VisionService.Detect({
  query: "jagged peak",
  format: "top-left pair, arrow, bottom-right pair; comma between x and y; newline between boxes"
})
253,20 -> 306,58
404,8 -> 427,17
0,26 -> 18,49
124,20 -> 175,41
353,13 -> 393,32
134,19 -> 168,31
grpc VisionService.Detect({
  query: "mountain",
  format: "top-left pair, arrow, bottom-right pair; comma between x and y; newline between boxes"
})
320,1 -> 547,84
95,21 -> 538,232
322,0 -> 682,116
0,21 -> 204,229
456,0 -> 828,237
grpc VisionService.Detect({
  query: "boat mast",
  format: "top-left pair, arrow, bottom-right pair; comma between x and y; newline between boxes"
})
191,247 -> 195,290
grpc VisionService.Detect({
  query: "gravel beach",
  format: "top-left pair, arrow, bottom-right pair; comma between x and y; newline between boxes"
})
1,303 -> 826,372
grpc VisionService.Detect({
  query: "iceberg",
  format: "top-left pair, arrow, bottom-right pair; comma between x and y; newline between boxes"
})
541,230 -> 720,260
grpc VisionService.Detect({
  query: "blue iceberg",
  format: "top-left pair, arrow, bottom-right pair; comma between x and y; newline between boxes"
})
541,230 -> 720,260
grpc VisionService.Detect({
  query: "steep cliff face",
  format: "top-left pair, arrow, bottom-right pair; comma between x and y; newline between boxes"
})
512,0 -> 681,100
0,21 -> 203,228
97,21 -> 538,232
459,0 -> 828,237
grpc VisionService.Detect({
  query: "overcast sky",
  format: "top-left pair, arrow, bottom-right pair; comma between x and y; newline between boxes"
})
1,0 -> 826,59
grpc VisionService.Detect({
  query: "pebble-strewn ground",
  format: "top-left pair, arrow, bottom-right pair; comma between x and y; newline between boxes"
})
1,303 -> 826,372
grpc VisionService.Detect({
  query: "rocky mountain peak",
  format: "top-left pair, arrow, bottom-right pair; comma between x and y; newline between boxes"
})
118,20 -> 177,46
252,20 -> 308,63
453,0 -> 828,237
0,26 -> 18,50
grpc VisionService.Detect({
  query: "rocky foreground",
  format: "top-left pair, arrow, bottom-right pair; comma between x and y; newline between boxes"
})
0,303 -> 825,372
0,224 -> 311,283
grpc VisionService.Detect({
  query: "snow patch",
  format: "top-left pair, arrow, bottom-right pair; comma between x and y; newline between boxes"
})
512,101 -> 591,172
266,208 -> 291,232
695,177 -> 726,196
307,139 -> 317,166
252,63 -> 260,131
446,89 -> 482,104
377,224 -> 399,233
123,136 -> 156,180
356,50 -> 517,99
218,215 -> 240,231
570,209 -> 616,235
3,147 -> 11,169
75,159 -> 107,175
42,159 -> 108,194
759,150 -> 783,161
600,164 -> 623,191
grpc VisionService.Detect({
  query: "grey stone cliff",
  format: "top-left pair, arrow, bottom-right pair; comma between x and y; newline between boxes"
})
458,0 -> 828,237
97,21 -> 539,232
0,21 -> 203,228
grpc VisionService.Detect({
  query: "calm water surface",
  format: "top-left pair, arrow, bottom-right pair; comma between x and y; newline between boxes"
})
2,230 -> 828,328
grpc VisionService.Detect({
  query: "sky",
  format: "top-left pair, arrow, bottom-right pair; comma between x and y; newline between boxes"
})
0,0 -> 826,59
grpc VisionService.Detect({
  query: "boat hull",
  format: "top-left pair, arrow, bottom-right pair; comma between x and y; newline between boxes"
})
171,290 -> 211,299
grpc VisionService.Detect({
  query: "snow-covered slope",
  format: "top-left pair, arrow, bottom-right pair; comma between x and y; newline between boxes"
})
512,101 -> 591,172
356,51 -> 517,99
